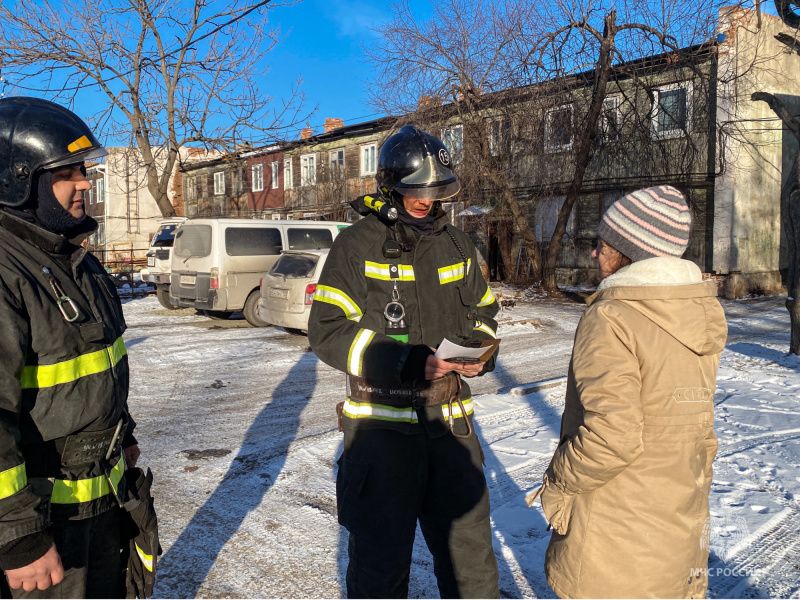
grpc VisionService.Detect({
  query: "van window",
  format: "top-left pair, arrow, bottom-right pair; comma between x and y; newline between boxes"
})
174,225 -> 212,258
151,224 -> 180,248
225,227 -> 282,256
287,228 -> 333,250
269,253 -> 320,278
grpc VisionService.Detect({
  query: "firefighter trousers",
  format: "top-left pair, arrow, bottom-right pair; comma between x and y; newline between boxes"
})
1,507 -> 122,599
337,426 -> 499,599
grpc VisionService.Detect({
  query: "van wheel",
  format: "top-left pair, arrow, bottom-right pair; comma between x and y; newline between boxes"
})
243,291 -> 270,328
203,310 -> 234,320
156,286 -> 178,310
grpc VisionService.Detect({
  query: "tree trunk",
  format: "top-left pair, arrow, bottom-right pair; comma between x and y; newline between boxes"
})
542,12 -> 616,293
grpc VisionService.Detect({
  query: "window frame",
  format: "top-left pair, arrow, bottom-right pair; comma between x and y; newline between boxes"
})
599,96 -> 621,145
544,105 -> 574,153
651,81 -> 693,140
251,164 -> 264,192
441,125 -> 464,164
360,143 -> 377,177
489,118 -> 512,156
330,149 -> 345,175
284,158 -> 293,190
213,171 -> 225,196
300,153 -> 317,187
271,161 -> 279,189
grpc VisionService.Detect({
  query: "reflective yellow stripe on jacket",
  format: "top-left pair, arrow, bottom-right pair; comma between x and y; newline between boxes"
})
20,337 -> 127,389
0,463 -> 27,500
478,285 -> 496,307
365,262 -> 416,281
342,398 -> 474,423
314,285 -> 363,321
474,321 -> 497,339
438,260 -> 471,284
347,329 -> 376,376
51,456 -> 125,504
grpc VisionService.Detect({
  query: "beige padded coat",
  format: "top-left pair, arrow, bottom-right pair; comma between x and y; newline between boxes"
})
539,258 -> 728,599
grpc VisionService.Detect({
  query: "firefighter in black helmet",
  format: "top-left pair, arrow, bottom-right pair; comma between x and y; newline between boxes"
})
309,125 -> 500,598
0,97 -> 139,597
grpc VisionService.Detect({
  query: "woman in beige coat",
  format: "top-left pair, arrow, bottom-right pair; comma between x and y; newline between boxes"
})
529,186 -> 727,598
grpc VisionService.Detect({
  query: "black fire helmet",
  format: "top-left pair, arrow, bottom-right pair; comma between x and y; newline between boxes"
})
0,96 -> 108,207
376,125 -> 460,202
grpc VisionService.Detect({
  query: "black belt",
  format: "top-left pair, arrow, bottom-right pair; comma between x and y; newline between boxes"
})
347,373 -> 462,408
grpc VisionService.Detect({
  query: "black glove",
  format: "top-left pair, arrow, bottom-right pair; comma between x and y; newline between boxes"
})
120,467 -> 161,599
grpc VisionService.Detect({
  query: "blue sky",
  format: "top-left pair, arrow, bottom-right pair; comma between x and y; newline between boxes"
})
265,0 -> 433,137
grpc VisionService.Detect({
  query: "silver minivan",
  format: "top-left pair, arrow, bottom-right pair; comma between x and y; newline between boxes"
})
142,217 -> 186,309
169,218 -> 348,326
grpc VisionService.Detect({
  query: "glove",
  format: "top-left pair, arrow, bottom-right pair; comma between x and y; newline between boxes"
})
120,467 -> 161,599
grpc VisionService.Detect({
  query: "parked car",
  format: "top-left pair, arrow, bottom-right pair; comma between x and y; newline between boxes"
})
257,250 -> 329,333
141,217 -> 186,309
170,219 -> 347,326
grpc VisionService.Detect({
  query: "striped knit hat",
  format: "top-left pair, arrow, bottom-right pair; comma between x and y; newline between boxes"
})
598,185 -> 692,262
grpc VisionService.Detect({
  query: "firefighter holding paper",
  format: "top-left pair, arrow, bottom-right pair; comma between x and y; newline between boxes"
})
309,125 -> 500,599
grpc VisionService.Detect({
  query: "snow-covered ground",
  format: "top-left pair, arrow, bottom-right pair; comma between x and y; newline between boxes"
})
121,293 -> 800,599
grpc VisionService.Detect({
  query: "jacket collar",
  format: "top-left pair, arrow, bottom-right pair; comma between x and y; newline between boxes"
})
0,209 -> 97,258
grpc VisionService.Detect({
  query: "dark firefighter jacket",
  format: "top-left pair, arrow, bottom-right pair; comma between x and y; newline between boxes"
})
0,210 -> 135,552
308,197 -> 499,432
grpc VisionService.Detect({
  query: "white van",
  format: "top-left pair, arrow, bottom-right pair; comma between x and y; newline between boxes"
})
169,218 -> 348,326
142,217 -> 186,309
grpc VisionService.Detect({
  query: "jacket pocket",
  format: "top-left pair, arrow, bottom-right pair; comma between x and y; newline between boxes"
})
336,456 -> 369,533
541,477 -> 576,536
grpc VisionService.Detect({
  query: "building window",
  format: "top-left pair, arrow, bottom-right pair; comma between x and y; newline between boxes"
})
535,196 -> 574,241
87,182 -> 94,205
330,149 -> 345,175
652,82 -> 691,138
214,171 -> 225,195
252,164 -> 264,192
271,161 -> 279,189
284,158 -> 293,190
187,176 -> 197,201
96,178 -> 105,203
489,119 -> 511,156
545,105 -> 573,153
360,144 -> 376,176
441,125 -> 463,164
301,154 -> 316,187
599,96 -> 621,144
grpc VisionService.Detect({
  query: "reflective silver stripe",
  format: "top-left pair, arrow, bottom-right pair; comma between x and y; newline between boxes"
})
477,285 -> 495,307
313,285 -> 363,321
474,321 -> 497,339
342,398 -> 474,423
438,260 -> 471,284
364,261 -> 415,281
135,542 -> 154,572
347,329 -> 376,376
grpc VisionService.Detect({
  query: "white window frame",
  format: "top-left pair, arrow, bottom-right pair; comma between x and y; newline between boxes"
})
489,119 -> 511,156
544,105 -> 574,153
300,153 -> 317,187
284,158 -> 293,190
213,171 -> 225,196
599,96 -> 621,145
360,143 -> 377,176
441,125 -> 464,164
87,182 -> 94,205
271,161 -> 279,189
251,164 -> 264,192
651,81 -> 692,140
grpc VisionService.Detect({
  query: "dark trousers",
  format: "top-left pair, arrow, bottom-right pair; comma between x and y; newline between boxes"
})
2,507 -> 122,599
337,426 -> 499,599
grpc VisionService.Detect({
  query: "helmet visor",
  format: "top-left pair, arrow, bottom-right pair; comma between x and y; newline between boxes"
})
42,145 -> 108,170
394,154 -> 461,201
